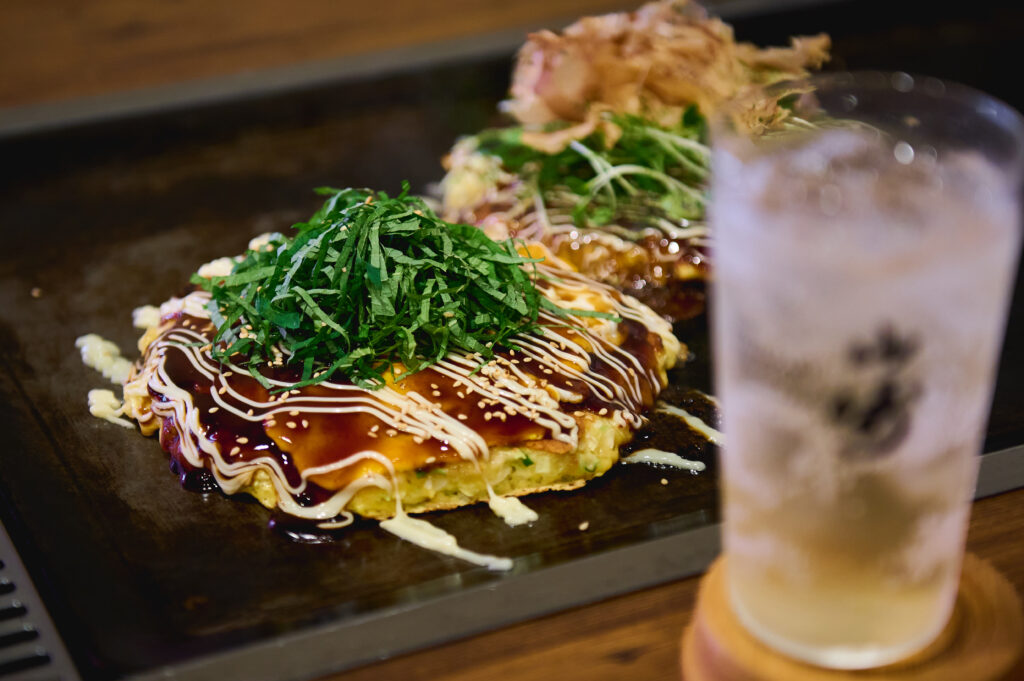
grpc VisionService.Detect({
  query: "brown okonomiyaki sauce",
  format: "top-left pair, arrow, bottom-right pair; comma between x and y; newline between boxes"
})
548,233 -> 710,323
144,295 -> 692,541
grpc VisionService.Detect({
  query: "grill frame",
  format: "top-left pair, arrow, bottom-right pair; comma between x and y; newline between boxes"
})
0,522 -> 79,681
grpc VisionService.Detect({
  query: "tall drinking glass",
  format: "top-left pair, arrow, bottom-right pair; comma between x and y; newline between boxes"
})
709,72 -> 1024,669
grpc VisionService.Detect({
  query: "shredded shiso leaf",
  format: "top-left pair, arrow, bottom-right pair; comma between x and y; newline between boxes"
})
192,184 -> 607,390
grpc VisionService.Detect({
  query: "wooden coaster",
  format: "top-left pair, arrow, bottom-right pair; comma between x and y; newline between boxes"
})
681,554 -> 1023,681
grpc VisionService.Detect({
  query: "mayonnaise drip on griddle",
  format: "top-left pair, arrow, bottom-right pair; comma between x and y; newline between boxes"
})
621,448 -> 706,471
75,334 -> 132,384
87,389 -> 135,428
77,335 -> 135,427
380,512 -> 514,571
656,402 -> 724,445
487,493 -> 539,527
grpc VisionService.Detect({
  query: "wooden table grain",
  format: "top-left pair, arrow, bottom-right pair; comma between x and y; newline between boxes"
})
0,0 -> 633,109
327,489 -> 1024,681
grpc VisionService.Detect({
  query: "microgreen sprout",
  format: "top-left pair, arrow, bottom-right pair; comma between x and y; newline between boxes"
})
474,108 -> 711,231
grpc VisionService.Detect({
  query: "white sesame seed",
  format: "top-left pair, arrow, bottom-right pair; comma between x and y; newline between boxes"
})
579,521 -> 590,531
286,421 -> 297,429
237,437 -> 249,444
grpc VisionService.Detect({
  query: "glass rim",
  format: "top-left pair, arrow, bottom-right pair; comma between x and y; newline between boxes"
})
714,70 -> 1024,181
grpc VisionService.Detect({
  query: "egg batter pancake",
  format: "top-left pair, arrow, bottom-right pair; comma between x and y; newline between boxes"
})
123,246 -> 680,528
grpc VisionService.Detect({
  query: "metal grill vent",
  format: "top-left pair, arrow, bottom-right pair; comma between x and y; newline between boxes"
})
0,522 -> 80,681
0,559 -> 50,679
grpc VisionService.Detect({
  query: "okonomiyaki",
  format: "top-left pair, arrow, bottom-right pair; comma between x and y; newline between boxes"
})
441,0 -> 830,320
111,187 -> 682,565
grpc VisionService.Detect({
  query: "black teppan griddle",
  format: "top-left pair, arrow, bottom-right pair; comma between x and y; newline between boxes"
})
1,1 -> 1023,679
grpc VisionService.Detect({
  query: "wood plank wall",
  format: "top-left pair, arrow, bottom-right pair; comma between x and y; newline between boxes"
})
0,0 -> 642,109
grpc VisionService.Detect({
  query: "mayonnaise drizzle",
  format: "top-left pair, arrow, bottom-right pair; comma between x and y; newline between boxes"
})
132,305 -> 161,330
195,256 -> 238,278
122,260 -> 676,568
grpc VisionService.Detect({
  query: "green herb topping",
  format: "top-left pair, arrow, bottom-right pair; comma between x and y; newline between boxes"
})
475,108 -> 710,230
192,185 -> 599,391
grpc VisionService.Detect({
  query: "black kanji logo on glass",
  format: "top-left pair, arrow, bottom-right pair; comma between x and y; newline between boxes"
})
829,324 -> 921,459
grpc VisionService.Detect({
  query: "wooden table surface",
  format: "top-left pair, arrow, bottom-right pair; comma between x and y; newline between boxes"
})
320,489 -> 1024,681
